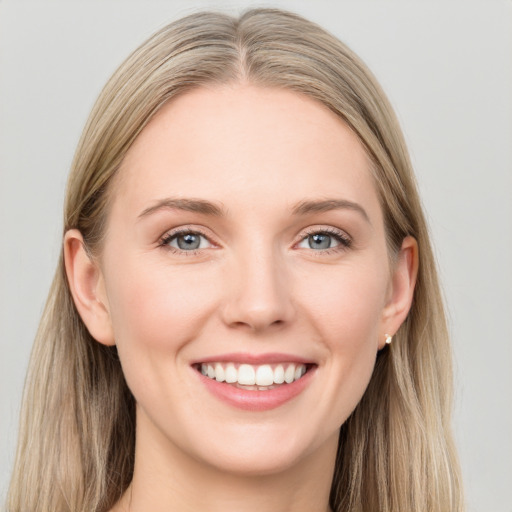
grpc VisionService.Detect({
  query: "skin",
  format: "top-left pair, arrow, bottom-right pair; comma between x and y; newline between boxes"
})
65,84 -> 418,512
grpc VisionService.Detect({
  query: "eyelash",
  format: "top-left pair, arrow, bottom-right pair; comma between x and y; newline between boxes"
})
158,226 -> 352,256
297,227 -> 352,255
159,227 -> 213,256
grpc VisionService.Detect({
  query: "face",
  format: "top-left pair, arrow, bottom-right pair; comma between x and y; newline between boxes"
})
86,85 -> 406,476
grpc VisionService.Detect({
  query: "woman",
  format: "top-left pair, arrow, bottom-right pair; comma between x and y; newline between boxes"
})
6,8 -> 464,512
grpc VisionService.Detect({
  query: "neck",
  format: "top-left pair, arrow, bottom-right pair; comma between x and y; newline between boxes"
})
112,411 -> 337,512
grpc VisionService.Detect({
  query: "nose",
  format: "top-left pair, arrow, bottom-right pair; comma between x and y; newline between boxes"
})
220,248 -> 295,332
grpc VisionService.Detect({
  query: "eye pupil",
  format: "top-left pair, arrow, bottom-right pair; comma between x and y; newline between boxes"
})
177,233 -> 200,250
309,233 -> 331,249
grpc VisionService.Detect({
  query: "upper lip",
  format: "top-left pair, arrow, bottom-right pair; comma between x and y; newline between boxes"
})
191,352 -> 316,365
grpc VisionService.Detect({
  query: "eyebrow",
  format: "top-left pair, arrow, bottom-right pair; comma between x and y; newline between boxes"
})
137,198 -> 225,219
292,199 -> 371,224
137,196 -> 370,224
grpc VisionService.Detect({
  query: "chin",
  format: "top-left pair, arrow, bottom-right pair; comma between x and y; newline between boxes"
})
186,421 -> 338,477
203,447 -> 309,477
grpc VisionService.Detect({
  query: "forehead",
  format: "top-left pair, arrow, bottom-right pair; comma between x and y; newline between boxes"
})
113,84 -> 382,223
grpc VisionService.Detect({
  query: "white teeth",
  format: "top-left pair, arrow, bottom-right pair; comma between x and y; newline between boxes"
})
284,365 -> 295,384
274,365 -> 285,384
294,365 -> 305,381
214,363 -> 225,382
199,362 -> 308,387
238,364 -> 256,385
225,363 -> 237,383
255,364 -> 274,386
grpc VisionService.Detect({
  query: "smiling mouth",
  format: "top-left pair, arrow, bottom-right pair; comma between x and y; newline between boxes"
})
194,362 -> 315,391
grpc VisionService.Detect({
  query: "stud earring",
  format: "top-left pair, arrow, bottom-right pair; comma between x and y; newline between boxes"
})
385,334 -> 393,345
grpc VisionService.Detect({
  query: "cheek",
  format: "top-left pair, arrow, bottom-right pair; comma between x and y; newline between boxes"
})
298,259 -> 388,344
103,258 -> 218,369
296,261 -> 388,418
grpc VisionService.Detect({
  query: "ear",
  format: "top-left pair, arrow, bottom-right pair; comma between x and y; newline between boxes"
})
379,236 -> 419,349
63,229 -> 115,346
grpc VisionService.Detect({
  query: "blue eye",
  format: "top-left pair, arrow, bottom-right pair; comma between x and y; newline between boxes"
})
297,230 -> 351,251
299,233 -> 339,250
162,231 -> 212,251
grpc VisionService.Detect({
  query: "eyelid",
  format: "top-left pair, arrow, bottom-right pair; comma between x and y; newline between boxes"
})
294,225 -> 352,252
157,224 -> 352,255
158,225 -> 219,253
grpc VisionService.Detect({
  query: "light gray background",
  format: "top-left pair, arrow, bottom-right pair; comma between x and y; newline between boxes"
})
1,1 -> 511,511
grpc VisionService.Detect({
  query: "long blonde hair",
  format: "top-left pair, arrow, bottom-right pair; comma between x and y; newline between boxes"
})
7,8 -> 464,512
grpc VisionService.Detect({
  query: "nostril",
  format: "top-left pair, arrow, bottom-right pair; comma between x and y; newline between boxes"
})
219,266 -> 296,330
228,317 -> 286,332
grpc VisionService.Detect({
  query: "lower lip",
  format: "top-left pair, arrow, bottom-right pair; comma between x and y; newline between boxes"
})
195,367 -> 316,411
